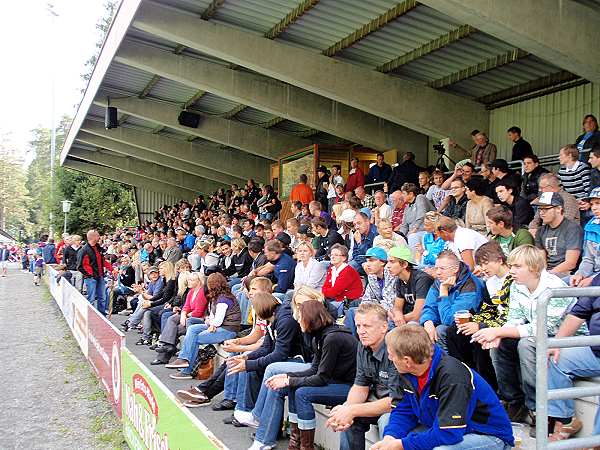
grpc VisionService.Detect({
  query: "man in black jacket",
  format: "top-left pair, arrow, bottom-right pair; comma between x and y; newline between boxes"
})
495,178 -> 534,231
521,155 -> 549,202
77,230 -> 112,315
312,217 -> 344,261
386,152 -> 422,194
63,234 -> 83,291
366,153 -> 392,192
507,126 -> 534,162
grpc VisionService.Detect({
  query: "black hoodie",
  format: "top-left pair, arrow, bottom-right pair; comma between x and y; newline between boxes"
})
288,324 -> 357,387
245,302 -> 302,373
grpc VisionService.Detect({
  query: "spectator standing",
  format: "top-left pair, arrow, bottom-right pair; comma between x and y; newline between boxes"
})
77,230 -> 112,315
366,153 -> 392,190
507,126 -> 534,161
471,132 -> 498,165
290,174 -> 314,205
532,192 -> 583,278
558,144 -> 591,203
345,157 -> 365,193
575,114 -> 600,162
326,165 -> 344,213
0,244 -> 9,277
521,154 -> 549,202
495,178 -> 534,231
315,166 -> 330,212
386,152 -> 421,193
42,239 -> 57,264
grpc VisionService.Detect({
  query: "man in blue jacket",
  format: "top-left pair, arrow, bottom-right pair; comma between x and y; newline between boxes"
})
264,239 -> 296,296
371,324 -> 514,450
420,251 -> 485,352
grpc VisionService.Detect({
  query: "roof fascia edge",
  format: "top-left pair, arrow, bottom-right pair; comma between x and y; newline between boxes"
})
60,0 -> 143,165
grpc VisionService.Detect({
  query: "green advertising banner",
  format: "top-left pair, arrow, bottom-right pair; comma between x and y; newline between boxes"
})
121,348 -> 226,450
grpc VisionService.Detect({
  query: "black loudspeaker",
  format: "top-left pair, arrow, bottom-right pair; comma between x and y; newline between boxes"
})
105,106 -> 118,129
178,110 -> 201,128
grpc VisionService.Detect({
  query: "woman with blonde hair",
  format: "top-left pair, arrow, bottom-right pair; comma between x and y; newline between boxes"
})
152,271 -> 208,365
293,242 -> 327,295
414,211 -> 446,272
132,260 -> 177,346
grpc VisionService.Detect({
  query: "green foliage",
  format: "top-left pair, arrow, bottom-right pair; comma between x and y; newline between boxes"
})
0,138 -> 31,238
81,1 -> 118,86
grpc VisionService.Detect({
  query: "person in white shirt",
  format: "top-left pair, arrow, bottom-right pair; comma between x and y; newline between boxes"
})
434,216 -> 488,270
327,164 -> 344,213
293,242 -> 327,292
372,190 -> 392,226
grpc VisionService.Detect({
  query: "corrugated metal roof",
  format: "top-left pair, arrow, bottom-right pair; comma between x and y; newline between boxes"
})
147,76 -> 199,103
445,56 -> 563,99
335,6 -> 461,67
190,92 -> 240,115
159,0 -> 215,15
212,0 -> 302,34
276,0 -> 403,52
103,61 -> 154,95
234,106 -> 279,125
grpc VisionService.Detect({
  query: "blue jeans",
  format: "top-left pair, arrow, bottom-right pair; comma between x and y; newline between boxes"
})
253,361 -> 311,446
178,324 -> 236,374
84,277 -> 107,315
236,290 -> 251,326
548,345 -> 600,434
432,434 -> 511,450
340,413 -> 390,450
224,371 -> 239,401
235,370 -> 263,412
228,277 -> 242,288
160,309 -> 174,332
289,383 -> 351,430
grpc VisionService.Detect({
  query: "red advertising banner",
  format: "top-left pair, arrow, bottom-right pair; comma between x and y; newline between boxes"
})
87,304 -> 125,417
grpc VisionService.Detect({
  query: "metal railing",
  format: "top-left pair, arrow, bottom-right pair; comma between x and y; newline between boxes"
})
536,286 -> 600,450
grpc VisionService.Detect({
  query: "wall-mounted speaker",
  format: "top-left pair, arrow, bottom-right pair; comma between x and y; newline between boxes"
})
105,106 -> 118,129
178,110 -> 201,128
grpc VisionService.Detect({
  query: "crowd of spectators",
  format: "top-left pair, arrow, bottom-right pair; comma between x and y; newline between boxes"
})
22,119 -> 600,450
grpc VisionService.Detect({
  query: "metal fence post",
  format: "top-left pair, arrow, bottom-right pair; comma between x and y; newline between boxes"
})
536,290 -> 552,449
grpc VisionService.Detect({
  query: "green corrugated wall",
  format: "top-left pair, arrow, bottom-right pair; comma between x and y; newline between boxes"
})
488,83 -> 600,160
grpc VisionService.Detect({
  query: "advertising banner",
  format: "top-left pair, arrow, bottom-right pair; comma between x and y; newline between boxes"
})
87,305 -> 125,417
121,349 -> 226,450
64,282 -> 89,358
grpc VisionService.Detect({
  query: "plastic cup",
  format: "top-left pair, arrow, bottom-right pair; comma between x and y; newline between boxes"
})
454,310 -> 472,324
512,422 -> 524,448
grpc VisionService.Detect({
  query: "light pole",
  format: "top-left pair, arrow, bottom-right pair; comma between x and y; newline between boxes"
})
61,200 -> 72,234
47,3 -> 59,239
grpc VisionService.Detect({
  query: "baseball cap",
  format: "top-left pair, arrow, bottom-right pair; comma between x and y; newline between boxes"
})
365,247 -> 387,262
148,266 -> 159,274
359,207 -> 372,219
531,192 -> 564,207
339,209 -> 357,223
276,232 -> 291,247
388,246 -> 416,265
585,186 -> 600,201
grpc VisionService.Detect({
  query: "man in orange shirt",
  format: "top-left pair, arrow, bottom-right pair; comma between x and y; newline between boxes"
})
290,174 -> 314,205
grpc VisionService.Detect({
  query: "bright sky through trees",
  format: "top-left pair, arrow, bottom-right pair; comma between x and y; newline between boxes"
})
0,0 -> 108,156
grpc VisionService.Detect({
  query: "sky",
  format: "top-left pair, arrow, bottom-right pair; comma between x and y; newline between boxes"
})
0,0 -> 109,159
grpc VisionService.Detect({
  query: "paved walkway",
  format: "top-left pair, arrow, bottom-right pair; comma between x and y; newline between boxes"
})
0,264 -> 125,449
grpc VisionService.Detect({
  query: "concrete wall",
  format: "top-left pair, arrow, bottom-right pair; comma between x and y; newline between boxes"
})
134,187 -> 182,225
489,83 -> 600,160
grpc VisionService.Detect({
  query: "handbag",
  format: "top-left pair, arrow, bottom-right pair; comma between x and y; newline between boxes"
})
190,344 -> 217,378
194,359 -> 214,380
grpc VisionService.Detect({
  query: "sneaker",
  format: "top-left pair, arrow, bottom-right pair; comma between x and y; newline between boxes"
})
549,417 -> 583,441
248,441 -> 275,450
165,358 -> 189,369
212,399 -> 236,411
169,371 -> 193,380
234,410 -> 260,428
177,387 -> 208,402
183,399 -> 211,408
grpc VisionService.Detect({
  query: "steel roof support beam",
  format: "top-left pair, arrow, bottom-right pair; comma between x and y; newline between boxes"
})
76,131 -> 246,186
419,0 -> 600,84
93,95 -> 310,161
428,49 -> 529,89
64,158 -> 198,200
323,0 -> 419,56
132,2 -> 487,141
69,147 -> 224,194
115,41 -> 429,152
79,120 -> 270,183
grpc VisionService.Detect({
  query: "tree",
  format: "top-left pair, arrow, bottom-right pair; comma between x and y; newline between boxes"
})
0,136 -> 31,239
81,1 -> 118,86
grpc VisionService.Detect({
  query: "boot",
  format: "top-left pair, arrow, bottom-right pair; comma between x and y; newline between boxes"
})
287,423 -> 301,450
299,428 -> 315,450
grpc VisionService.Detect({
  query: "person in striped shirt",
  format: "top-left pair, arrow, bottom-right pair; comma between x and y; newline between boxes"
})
558,144 -> 591,202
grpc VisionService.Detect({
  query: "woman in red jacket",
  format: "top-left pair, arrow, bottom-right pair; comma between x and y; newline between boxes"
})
151,272 -> 208,364
322,244 -> 363,316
